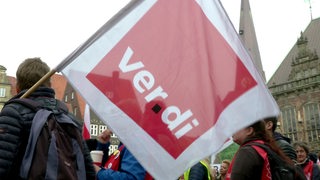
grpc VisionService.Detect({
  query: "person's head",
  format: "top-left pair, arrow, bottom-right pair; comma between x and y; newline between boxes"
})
264,116 -> 278,133
232,120 -> 267,145
200,157 -> 216,179
293,142 -> 309,163
16,57 -> 50,92
219,159 -> 230,176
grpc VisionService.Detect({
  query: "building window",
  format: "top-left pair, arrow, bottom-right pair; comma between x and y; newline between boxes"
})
281,107 -> 297,141
73,107 -> 77,116
99,125 -> 107,134
109,145 -> 118,155
111,132 -> 118,138
304,103 -> 320,142
71,92 -> 74,100
90,124 -> 98,136
0,88 -> 6,97
64,95 -> 68,102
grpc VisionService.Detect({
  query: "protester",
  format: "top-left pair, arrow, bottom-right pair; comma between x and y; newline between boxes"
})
184,157 -> 215,180
309,152 -> 318,164
216,159 -> 230,180
264,116 -> 297,162
294,142 -> 320,180
225,120 -> 297,180
93,129 -> 152,180
0,58 -> 96,179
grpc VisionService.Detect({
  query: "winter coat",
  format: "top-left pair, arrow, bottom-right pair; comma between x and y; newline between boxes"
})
274,132 -> 297,161
226,139 -> 265,180
184,161 -> 211,180
297,158 -> 320,180
0,87 -> 96,179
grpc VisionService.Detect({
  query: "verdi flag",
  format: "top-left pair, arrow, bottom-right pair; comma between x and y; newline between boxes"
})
58,0 -> 279,179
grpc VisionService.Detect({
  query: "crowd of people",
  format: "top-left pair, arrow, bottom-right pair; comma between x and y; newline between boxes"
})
0,58 -> 320,179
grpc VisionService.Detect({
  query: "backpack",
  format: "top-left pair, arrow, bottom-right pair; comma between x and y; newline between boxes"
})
248,142 -> 306,180
9,98 -> 86,180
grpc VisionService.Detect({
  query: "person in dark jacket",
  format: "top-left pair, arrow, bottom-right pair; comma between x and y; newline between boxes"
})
264,117 -> 297,162
294,142 -> 320,180
226,120 -> 302,180
184,157 -> 214,180
0,58 -> 96,179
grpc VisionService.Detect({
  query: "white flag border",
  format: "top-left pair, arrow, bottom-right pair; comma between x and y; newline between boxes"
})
61,0 -> 279,179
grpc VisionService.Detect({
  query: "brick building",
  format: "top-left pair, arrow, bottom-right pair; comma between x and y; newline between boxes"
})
268,18 -> 320,152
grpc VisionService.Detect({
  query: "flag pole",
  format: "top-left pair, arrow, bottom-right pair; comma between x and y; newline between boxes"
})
20,69 -> 57,98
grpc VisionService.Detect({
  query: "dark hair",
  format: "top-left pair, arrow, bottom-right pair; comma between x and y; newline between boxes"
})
264,117 -> 278,132
16,57 -> 50,91
247,121 -> 293,165
250,120 -> 269,140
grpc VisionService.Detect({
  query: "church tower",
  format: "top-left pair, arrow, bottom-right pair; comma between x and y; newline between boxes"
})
239,0 -> 266,82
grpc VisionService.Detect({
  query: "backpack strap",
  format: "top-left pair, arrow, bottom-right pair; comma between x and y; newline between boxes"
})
247,142 -> 279,160
247,142 -> 269,153
20,108 -> 52,178
245,142 -> 272,180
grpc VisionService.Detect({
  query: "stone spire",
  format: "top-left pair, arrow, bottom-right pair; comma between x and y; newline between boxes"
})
239,0 -> 266,82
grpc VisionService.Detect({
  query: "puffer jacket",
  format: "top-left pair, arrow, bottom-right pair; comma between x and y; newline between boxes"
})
0,87 -> 95,179
274,132 -> 297,162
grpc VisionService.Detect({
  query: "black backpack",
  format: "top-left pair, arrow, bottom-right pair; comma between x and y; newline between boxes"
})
8,98 -> 86,180
248,142 -> 306,180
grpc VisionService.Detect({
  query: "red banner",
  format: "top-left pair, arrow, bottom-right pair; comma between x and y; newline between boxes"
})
86,0 -> 256,158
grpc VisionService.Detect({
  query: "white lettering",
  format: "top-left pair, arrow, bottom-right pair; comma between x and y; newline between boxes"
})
174,119 -> 199,139
133,70 -> 155,93
119,46 -> 200,140
162,106 -> 192,130
119,47 -> 144,72
145,86 -> 168,102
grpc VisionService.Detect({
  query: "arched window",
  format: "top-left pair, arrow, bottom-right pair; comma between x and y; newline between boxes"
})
281,107 -> 297,141
304,103 -> 320,142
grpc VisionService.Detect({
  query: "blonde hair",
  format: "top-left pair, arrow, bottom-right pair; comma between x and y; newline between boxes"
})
201,157 -> 216,180
221,159 -> 231,166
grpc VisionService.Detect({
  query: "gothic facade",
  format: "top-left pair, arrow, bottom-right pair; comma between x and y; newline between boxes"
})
268,18 -> 320,152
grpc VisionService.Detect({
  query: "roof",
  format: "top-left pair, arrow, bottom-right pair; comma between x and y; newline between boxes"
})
268,17 -> 320,86
0,65 -> 6,71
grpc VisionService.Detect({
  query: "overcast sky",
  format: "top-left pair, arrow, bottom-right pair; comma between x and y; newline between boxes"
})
1,0 -> 319,81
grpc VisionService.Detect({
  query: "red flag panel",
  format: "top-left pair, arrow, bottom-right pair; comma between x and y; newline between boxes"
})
86,1 -> 257,158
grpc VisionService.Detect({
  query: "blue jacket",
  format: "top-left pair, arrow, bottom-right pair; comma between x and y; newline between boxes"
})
96,142 -> 147,180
